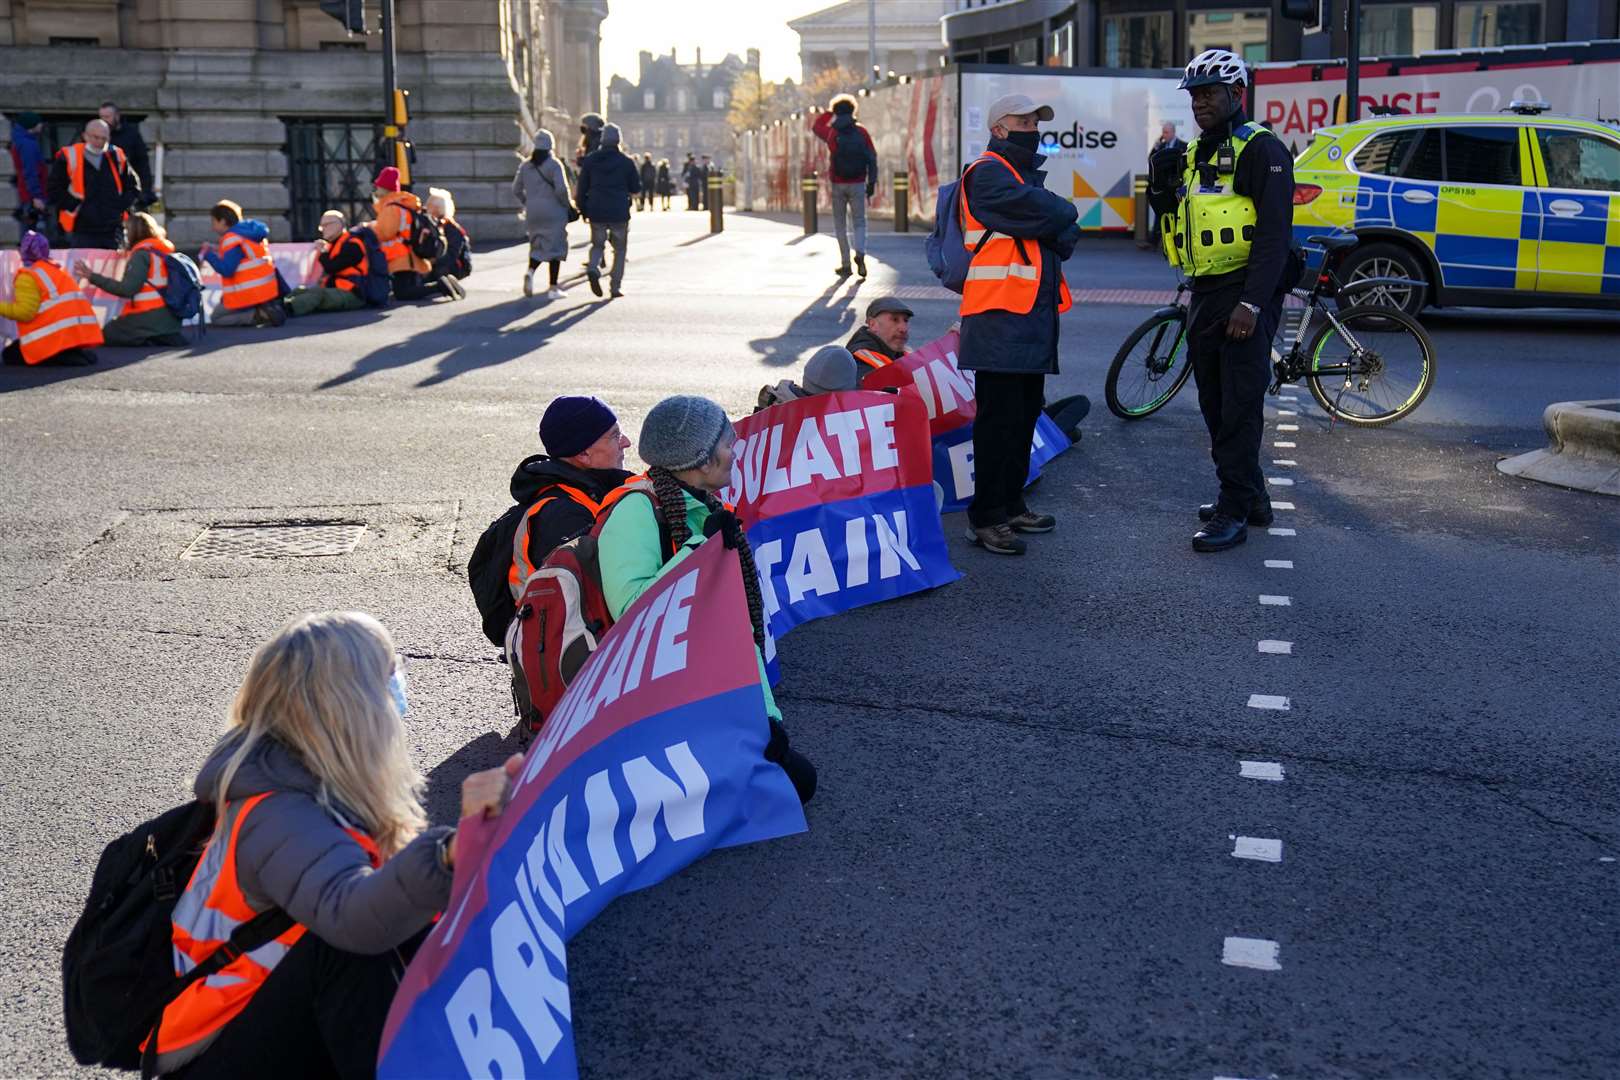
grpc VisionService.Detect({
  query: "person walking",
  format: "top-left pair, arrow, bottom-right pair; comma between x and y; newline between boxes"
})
957,93 -> 1079,556
575,122 -> 639,299
575,113 -> 605,176
47,118 -> 139,249
1,230 -> 102,366
1150,50 -> 1295,553
74,211 -> 186,347
513,129 -> 573,301
637,153 -> 657,212
8,112 -> 49,235
681,153 -> 702,210
656,159 -> 673,210
812,94 -> 878,279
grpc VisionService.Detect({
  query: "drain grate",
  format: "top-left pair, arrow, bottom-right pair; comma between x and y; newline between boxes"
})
181,522 -> 367,560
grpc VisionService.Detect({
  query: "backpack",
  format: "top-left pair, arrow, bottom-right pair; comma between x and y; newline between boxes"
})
348,225 -> 392,307
832,124 -> 869,179
467,483 -> 599,649
445,220 -> 472,279
62,801 -> 292,1072
506,481 -> 673,738
159,251 -> 203,324
406,205 -> 447,264
925,166 -> 995,294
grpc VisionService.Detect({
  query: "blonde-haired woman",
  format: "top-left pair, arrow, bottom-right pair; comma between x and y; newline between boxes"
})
74,211 -> 186,347
150,611 -> 519,1079
424,185 -> 471,299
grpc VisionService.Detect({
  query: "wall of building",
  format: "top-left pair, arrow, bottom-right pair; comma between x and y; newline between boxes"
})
605,48 -> 751,173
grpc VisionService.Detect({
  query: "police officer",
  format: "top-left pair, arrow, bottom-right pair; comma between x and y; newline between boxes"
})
1151,49 -> 1296,553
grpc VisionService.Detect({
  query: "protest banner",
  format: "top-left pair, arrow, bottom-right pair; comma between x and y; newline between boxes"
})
722,389 -> 960,641
377,536 -> 807,1079
860,331 -> 1073,513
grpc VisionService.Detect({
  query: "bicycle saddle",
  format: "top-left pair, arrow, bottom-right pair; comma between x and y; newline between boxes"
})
1308,234 -> 1359,251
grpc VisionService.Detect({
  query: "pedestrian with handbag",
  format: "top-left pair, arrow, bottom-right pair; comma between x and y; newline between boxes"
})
512,128 -> 575,300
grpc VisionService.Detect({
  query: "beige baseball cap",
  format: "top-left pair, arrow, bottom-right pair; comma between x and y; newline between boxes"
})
985,93 -> 1054,132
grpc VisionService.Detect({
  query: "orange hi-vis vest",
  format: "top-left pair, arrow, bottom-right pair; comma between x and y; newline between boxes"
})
326,231 -> 365,292
851,347 -> 894,372
149,792 -> 381,1066
217,232 -> 278,309
507,483 -> 603,601
958,151 -> 1072,318
124,237 -> 174,317
15,260 -> 103,364
55,142 -> 128,235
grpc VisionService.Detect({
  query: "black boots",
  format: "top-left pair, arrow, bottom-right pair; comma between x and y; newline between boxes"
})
1199,500 -> 1274,527
1192,514 -> 1248,553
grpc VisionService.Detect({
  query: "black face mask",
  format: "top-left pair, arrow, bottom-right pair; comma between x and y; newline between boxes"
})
1004,129 -> 1041,153
532,148 -> 550,163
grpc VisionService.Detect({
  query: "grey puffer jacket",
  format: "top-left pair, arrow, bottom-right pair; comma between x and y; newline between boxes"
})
193,732 -> 454,955
513,150 -> 573,262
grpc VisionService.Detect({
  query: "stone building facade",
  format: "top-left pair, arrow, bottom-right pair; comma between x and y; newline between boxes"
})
605,48 -> 754,172
790,0 -> 953,79
0,0 -> 605,246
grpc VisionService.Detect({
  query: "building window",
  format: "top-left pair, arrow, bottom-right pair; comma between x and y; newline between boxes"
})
644,90 -> 656,110
1046,24 -> 1073,67
284,118 -> 384,239
1103,12 -> 1171,68
675,89 -> 689,112
1536,129 -> 1620,191
1454,2 -> 1541,46
610,91 -> 623,111
49,36 -> 100,46
1013,38 -> 1039,65
1360,4 -> 1438,55
984,46 -> 1012,64
1187,9 -> 1270,64
713,88 -> 727,109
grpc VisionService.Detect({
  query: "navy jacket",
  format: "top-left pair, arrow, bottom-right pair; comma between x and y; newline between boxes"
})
958,137 -> 1080,375
576,145 -> 642,224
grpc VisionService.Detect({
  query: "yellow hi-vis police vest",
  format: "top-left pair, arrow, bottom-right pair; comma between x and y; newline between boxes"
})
1164,122 -> 1271,278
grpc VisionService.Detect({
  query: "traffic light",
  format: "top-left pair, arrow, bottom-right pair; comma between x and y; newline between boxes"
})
319,0 -> 366,34
1281,0 -> 1320,27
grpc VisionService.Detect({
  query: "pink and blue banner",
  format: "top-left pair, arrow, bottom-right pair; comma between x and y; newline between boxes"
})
861,331 -> 1072,513
721,389 -> 960,642
377,537 -> 807,1079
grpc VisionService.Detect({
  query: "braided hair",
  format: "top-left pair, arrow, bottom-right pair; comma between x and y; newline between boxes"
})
647,466 -> 767,651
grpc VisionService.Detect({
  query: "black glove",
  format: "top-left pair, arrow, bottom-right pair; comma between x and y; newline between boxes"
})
865,182 -> 876,199
701,508 -> 743,550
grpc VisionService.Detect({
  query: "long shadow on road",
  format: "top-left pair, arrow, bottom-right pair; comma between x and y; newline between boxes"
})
747,278 -> 866,366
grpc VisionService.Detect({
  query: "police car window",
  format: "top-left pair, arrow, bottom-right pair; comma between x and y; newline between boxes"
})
1535,129 -> 1620,192
1352,130 -> 1421,175
1443,127 -> 1521,185
1402,130 -> 1444,180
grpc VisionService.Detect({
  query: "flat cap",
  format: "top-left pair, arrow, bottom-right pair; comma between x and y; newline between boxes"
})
865,296 -> 914,319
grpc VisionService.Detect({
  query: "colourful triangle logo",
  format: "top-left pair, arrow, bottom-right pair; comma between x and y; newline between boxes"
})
1071,172 -> 1098,199
1103,172 -> 1133,199
1078,201 -> 1104,229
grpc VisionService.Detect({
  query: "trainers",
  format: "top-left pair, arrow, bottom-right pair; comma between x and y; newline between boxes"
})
965,523 -> 1027,555
610,288 -> 624,298
854,253 -> 867,278
1007,510 -> 1055,534
522,271 -> 534,297
588,270 -> 602,296
834,264 -> 852,278
545,287 -> 566,300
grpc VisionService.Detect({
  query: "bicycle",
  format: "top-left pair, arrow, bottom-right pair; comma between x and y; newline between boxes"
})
1104,234 -> 1437,427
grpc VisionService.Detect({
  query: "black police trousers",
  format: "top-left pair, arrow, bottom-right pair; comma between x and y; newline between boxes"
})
1186,280 -> 1283,519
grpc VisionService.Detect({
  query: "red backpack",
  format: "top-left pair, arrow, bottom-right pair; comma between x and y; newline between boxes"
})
506,477 -> 675,738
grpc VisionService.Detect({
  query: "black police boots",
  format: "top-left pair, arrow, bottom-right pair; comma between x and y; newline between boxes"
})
1199,500 -> 1274,527
1192,514 -> 1248,553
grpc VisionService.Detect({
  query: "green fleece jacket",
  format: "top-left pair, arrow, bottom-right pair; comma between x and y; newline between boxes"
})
596,487 -> 781,721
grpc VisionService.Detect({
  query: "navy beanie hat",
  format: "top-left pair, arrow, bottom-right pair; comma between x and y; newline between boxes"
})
539,396 -> 617,458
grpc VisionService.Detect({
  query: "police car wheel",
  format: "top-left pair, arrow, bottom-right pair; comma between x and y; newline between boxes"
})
1339,242 -> 1427,318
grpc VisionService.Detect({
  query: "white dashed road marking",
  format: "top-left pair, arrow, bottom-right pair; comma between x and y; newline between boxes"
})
1277,409 -> 1298,416
1258,640 -> 1292,654
1247,694 -> 1291,711
1272,459 -> 1297,466
1268,477 -> 1294,486
1265,559 -> 1293,569
1222,937 -> 1282,971
1231,836 -> 1283,862
1239,760 -> 1285,781
1271,501 -> 1295,510
1277,423 -> 1300,431
1259,595 -> 1291,606
1268,527 -> 1296,536
1274,440 -> 1296,448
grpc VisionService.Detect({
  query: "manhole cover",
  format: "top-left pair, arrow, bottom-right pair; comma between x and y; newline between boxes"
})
181,522 -> 366,560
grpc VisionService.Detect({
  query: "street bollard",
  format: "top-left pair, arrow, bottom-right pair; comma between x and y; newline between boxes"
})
708,175 -> 724,234
1134,174 -> 1151,249
801,176 -> 818,235
892,171 -> 909,232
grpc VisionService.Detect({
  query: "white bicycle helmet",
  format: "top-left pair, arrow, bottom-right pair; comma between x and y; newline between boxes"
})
1180,49 -> 1249,90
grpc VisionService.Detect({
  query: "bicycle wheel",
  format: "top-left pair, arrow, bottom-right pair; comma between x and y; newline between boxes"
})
1304,304 -> 1436,426
1105,307 -> 1193,419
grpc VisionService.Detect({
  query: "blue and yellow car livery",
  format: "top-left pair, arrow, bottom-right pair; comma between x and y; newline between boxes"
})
1291,111 -> 1620,311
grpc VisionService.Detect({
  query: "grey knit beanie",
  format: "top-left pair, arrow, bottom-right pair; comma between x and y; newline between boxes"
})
638,395 -> 733,471
802,346 -> 859,395
602,122 -> 622,147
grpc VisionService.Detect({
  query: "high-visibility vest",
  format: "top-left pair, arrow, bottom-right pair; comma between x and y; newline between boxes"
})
507,483 -> 603,601
374,193 -> 423,272
125,237 -> 174,317
958,151 -> 1072,318
148,792 -> 381,1065
325,231 -> 365,292
851,347 -> 894,372
14,260 -> 103,364
217,232 -> 279,309
55,143 -> 128,235
1166,122 -> 1271,278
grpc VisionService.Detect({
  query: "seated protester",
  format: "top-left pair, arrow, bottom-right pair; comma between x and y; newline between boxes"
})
75,211 -> 186,347
846,295 -> 912,376
1,230 -> 102,366
424,187 -> 470,300
200,199 -> 285,328
467,395 -> 632,647
596,395 -> 816,804
148,611 -> 520,1079
756,345 -> 859,412
284,209 -> 367,318
369,166 -> 437,302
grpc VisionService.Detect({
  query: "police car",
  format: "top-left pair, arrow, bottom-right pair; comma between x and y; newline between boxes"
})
1290,104 -> 1620,313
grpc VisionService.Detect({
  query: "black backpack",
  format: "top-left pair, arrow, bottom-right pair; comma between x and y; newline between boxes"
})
348,225 -> 393,307
62,800 -> 292,1074
832,125 -> 869,179
407,205 -> 447,263
468,501 -> 529,648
